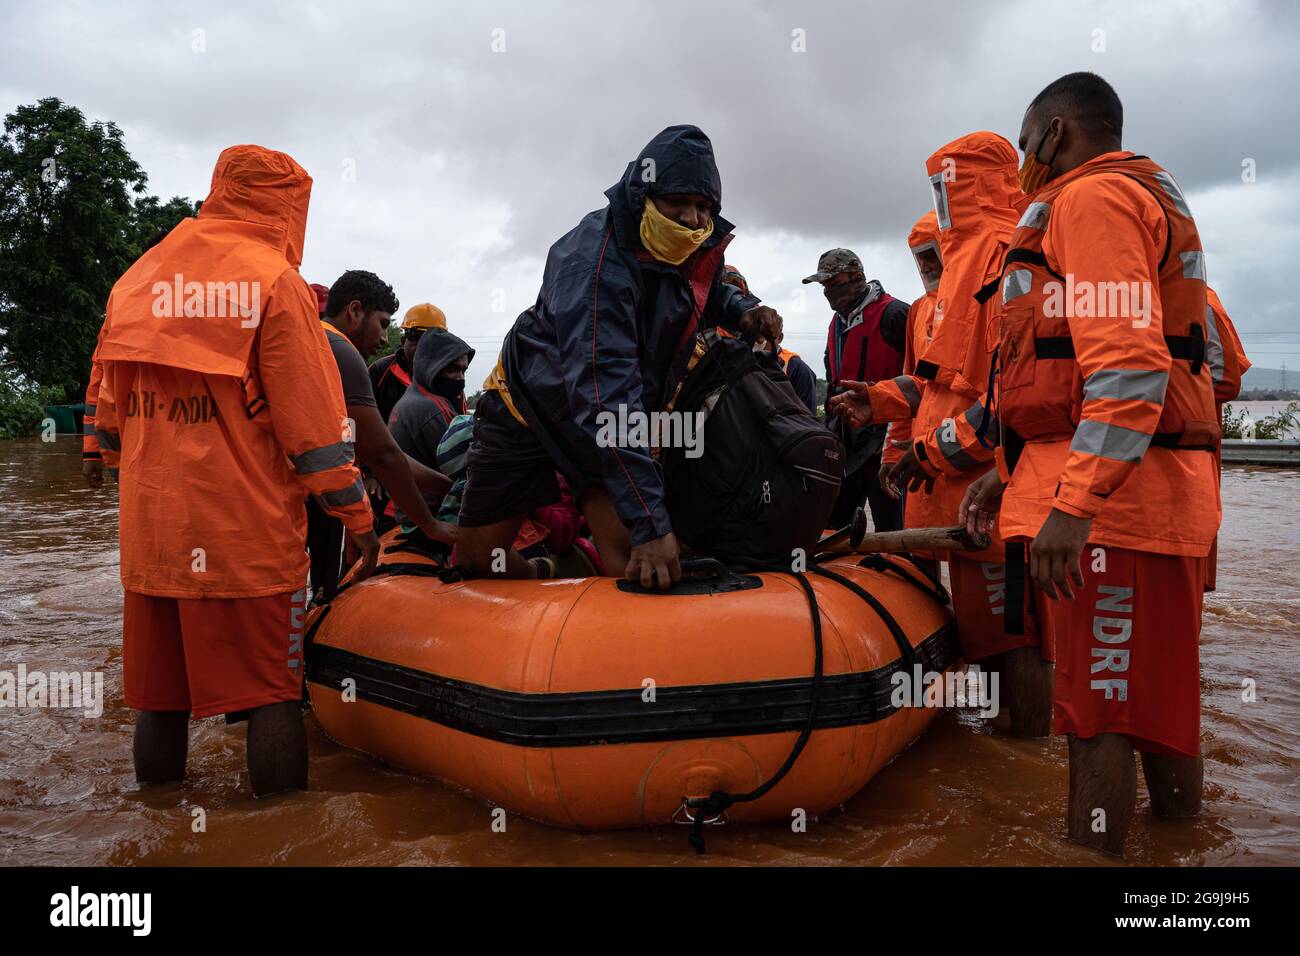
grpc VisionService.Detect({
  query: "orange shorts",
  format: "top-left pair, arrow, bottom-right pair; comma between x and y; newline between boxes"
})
1039,546 -> 1204,758
949,554 -> 1047,663
122,588 -> 306,719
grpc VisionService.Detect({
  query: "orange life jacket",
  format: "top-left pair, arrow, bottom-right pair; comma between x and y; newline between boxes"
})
995,155 -> 1217,459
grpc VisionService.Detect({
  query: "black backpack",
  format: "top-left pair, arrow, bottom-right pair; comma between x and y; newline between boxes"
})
661,331 -> 844,564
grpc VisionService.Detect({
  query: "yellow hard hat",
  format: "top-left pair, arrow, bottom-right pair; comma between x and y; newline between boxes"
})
401,303 -> 447,331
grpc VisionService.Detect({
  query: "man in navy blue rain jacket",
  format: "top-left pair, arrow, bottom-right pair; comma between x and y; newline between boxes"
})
458,125 -> 783,589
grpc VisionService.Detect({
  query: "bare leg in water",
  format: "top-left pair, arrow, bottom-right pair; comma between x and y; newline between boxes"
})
1068,732 -> 1136,856
1001,646 -> 1054,738
134,710 -> 189,784
1141,750 -> 1203,819
247,701 -> 307,797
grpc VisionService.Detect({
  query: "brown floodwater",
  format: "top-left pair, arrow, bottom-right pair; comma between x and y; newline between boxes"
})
1,437 -> 1296,866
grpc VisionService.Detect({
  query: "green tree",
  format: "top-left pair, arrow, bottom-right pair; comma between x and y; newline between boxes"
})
131,193 -> 201,250
368,324 -> 402,363
0,97 -> 197,402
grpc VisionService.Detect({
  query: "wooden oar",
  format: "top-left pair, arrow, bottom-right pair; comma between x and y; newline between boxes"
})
853,524 -> 990,554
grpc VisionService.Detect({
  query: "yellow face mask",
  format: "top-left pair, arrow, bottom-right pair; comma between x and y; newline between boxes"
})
639,196 -> 713,265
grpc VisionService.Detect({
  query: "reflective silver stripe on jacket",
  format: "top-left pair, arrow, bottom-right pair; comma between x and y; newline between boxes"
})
1082,368 -> 1169,404
1071,419 -> 1153,463
1154,171 -> 1193,219
316,478 -> 365,509
896,376 -> 922,414
935,419 -> 979,471
1017,202 -> 1051,230
1180,250 -> 1206,281
963,401 -> 992,433
95,429 -> 121,452
1002,269 -> 1033,304
1204,303 -> 1226,384
291,441 -> 355,475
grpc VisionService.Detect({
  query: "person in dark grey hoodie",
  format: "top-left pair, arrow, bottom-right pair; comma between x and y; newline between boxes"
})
388,329 -> 475,497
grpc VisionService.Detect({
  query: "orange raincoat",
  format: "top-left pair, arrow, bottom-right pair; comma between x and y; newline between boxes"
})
1206,286 -> 1251,406
876,211 -> 941,466
94,145 -> 372,599
907,133 -> 1024,546
1204,285 -> 1250,589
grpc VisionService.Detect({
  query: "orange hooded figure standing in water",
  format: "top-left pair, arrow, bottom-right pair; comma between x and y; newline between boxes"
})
875,210 -> 943,475
1203,285 -> 1251,590
831,132 -> 1054,739
93,145 -> 377,796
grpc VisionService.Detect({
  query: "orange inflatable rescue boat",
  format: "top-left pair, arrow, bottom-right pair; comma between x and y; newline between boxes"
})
305,536 -> 959,834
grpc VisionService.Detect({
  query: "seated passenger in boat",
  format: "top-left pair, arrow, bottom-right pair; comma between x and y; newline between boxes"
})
434,414 -> 602,576
456,124 -> 783,588
388,330 -> 473,501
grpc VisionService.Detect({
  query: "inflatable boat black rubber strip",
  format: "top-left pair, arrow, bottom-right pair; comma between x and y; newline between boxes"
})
304,620 -> 958,748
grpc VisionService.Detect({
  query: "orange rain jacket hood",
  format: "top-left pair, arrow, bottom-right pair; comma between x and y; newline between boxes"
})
881,211 -> 944,466
98,146 -> 311,379
92,145 -> 372,599
915,132 -> 1024,399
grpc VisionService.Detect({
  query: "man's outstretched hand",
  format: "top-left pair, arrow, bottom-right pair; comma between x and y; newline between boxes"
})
827,380 -> 874,428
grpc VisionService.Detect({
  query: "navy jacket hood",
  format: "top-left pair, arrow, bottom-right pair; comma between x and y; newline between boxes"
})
605,125 -> 733,252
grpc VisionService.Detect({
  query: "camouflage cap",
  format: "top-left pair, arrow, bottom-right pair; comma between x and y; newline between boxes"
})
802,248 -> 864,284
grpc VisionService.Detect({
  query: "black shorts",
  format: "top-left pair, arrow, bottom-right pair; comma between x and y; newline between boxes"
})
458,391 -> 562,528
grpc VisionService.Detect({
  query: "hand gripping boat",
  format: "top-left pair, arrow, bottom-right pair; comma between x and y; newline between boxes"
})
304,534 -> 960,838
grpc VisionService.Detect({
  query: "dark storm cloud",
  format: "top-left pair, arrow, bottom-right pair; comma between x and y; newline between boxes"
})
2,0 -> 1298,370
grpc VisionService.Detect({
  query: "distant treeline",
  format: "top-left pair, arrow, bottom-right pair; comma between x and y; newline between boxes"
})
1237,389 -> 1300,402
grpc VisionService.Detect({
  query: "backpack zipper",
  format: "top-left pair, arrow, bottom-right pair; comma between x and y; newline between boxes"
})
793,464 -> 841,486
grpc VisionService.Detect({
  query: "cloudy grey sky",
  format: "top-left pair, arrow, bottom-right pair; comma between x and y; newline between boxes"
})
4,0 -> 1298,382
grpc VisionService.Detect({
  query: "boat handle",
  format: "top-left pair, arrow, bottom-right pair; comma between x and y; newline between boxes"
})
616,558 -> 760,596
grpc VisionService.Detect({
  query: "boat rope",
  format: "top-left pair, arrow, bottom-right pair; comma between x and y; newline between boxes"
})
854,553 -> 950,606
685,568 -> 823,855
808,563 -> 918,669
683,552 -> 932,853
